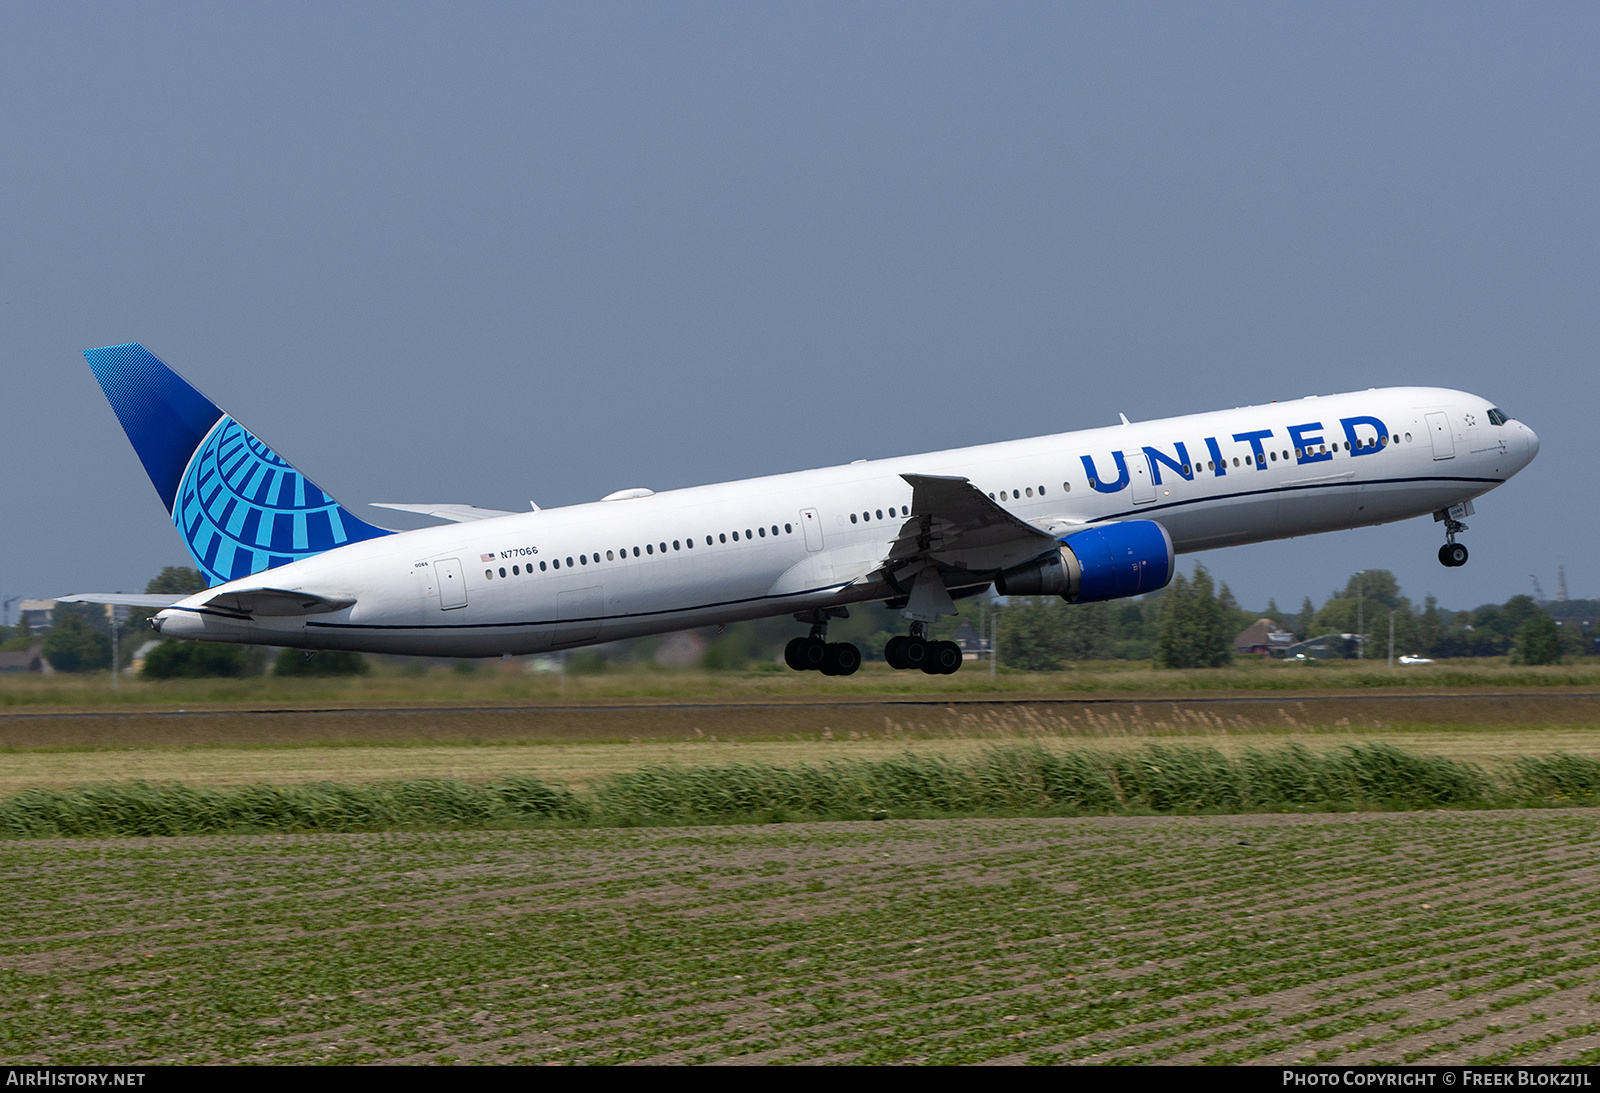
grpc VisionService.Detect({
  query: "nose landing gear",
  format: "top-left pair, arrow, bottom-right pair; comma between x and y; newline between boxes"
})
1435,503 -> 1473,568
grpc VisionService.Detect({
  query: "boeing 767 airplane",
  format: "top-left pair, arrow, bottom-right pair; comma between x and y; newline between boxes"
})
62,344 -> 1539,675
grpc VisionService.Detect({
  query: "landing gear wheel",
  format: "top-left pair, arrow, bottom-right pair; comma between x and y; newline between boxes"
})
786,636 -> 828,671
937,640 -> 963,674
1439,542 -> 1468,568
922,639 -> 963,675
784,637 -> 809,671
884,635 -> 908,669
820,642 -> 861,677
800,637 -> 828,670
901,637 -> 929,670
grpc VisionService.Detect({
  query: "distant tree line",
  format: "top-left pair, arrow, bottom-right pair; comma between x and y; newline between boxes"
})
1270,570 -> 1589,664
923,566 -> 1585,671
11,561 -> 1589,676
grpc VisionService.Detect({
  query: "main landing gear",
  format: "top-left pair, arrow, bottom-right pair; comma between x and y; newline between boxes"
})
784,609 -> 861,676
883,622 -> 963,675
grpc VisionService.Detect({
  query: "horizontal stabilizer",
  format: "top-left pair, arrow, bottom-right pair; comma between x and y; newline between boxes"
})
196,587 -> 356,617
369,503 -> 518,523
55,593 -> 190,609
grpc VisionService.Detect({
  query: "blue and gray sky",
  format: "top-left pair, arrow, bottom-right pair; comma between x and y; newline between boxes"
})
3,3 -> 1594,615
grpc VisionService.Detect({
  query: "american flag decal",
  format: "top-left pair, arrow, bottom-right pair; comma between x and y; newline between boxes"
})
480,553 -> 495,562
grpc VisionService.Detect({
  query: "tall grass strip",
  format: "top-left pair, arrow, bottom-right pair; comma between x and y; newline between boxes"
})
0,775 -> 589,838
5,744 -> 1600,837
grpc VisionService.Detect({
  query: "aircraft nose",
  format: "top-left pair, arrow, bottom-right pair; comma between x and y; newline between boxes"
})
1522,422 -> 1540,464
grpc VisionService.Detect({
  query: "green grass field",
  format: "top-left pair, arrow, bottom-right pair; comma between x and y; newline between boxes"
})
5,812 -> 1600,1064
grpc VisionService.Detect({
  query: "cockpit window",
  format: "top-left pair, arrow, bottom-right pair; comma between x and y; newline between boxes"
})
1487,408 -> 1510,426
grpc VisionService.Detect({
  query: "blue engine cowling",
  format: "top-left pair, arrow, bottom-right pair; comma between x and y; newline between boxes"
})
993,520 -> 1175,602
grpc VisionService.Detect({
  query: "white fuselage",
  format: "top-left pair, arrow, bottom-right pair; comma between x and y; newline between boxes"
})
154,387 -> 1538,656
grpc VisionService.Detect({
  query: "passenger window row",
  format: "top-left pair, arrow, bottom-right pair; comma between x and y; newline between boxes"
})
1134,431 -> 1418,475
1216,434 -> 1401,469
986,484 -> 1065,502
484,521 -> 799,579
850,505 -> 911,525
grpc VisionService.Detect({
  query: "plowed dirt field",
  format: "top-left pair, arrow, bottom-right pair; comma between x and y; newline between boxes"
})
5,810 -> 1600,1065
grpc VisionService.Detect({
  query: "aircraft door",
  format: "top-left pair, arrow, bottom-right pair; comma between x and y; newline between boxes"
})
1126,451 -> 1156,504
799,508 -> 824,551
1426,412 -> 1455,460
435,558 -> 468,609
556,586 -> 603,644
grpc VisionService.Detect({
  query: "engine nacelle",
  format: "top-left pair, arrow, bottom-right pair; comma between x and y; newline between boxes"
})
993,520 -> 1175,602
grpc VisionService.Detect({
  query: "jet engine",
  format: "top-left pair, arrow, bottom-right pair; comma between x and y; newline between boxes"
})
993,520 -> 1175,602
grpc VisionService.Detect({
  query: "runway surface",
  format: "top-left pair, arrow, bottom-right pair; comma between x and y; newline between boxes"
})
2,690 -> 1597,748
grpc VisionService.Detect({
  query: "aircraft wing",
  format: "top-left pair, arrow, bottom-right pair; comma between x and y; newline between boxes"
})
55,593 -> 192,608
195,587 -> 357,617
369,502 -> 519,523
885,473 -> 1060,569
835,474 -> 1064,620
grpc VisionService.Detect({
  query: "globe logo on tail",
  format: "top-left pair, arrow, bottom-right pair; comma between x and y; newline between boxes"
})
176,416 -> 389,585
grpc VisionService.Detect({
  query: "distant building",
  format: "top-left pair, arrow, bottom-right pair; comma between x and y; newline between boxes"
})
127,639 -> 163,676
1234,618 -> 1296,656
15,599 -> 57,636
0,644 -> 44,673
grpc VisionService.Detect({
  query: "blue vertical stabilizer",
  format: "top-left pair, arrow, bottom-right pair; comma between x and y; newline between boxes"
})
85,344 -> 392,586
